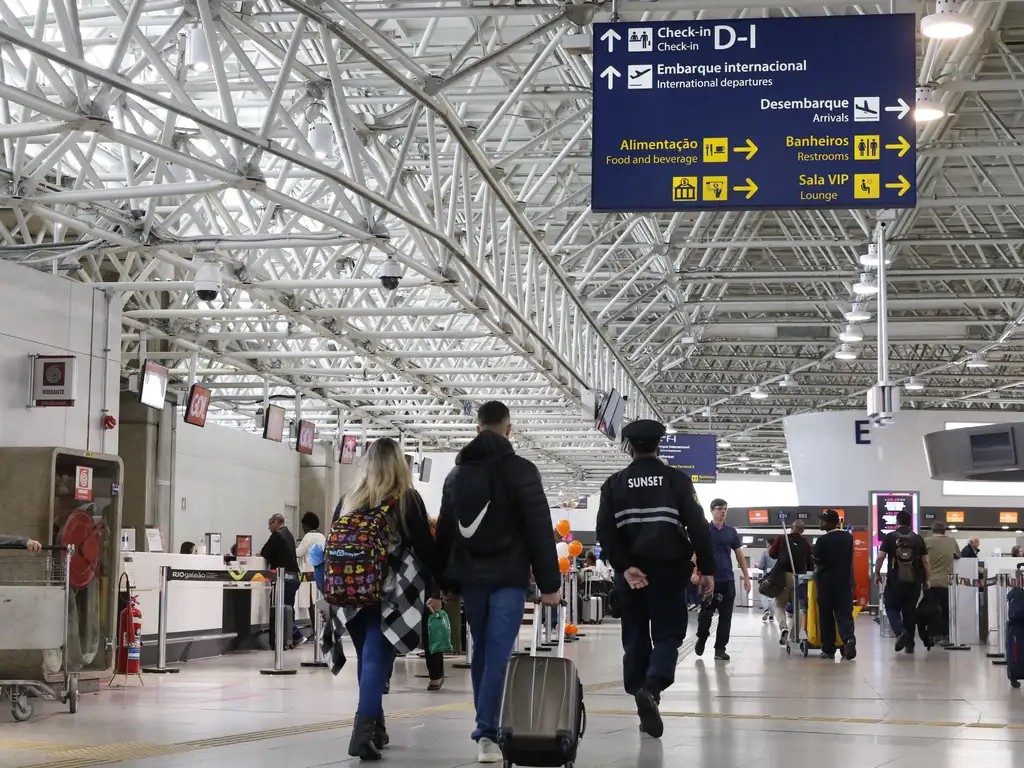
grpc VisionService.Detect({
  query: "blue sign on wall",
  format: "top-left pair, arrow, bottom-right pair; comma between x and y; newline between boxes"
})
592,14 -> 917,212
660,433 -> 718,484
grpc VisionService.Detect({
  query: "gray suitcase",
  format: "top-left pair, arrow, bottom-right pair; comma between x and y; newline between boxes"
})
580,596 -> 603,625
498,603 -> 585,767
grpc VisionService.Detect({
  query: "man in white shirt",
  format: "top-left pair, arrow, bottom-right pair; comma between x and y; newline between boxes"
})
296,512 -> 327,642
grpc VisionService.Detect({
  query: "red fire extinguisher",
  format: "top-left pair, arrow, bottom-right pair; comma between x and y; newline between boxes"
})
116,588 -> 142,675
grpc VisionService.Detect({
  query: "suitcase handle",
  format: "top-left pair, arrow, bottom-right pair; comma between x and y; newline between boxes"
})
530,600 -> 567,658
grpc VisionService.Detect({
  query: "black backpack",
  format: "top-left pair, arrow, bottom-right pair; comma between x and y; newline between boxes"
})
894,535 -> 918,583
451,459 -> 517,558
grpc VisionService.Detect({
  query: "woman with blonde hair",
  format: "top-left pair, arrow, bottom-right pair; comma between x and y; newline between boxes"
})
331,438 -> 441,761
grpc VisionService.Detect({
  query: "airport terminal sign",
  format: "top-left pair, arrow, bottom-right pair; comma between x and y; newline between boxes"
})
592,14 -> 917,211
660,433 -> 717,483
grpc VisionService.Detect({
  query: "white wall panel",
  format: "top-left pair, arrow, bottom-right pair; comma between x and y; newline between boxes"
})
785,410 -> 1024,507
0,261 -> 120,454
173,421 -> 300,553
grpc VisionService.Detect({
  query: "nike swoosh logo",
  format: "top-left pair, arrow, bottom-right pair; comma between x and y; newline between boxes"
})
458,502 -> 490,539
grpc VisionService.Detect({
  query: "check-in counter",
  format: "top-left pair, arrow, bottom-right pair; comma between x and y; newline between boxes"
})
122,552 -> 316,665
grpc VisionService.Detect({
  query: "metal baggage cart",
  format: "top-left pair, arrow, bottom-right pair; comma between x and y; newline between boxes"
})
0,545 -> 79,721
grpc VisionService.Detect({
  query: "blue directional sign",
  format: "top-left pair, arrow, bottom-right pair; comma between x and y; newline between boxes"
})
660,433 -> 717,484
592,14 -> 917,212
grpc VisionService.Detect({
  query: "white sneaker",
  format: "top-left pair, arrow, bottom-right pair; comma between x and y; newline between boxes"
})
478,738 -> 502,764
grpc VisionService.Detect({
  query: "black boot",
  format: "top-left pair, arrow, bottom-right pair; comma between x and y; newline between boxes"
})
348,715 -> 382,761
373,714 -> 390,750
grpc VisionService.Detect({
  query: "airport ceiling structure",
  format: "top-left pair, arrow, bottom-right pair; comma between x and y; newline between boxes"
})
1,0 -> 1023,494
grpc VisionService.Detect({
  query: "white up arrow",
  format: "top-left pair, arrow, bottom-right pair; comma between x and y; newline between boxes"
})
885,98 -> 911,120
600,29 -> 622,53
601,66 -> 621,90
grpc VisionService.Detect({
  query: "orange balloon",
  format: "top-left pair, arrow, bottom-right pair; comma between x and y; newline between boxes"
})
565,624 -> 578,636
555,520 -> 571,538
568,541 -> 583,558
558,556 -> 571,574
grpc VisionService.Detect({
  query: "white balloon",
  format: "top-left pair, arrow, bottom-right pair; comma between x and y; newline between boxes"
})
556,542 -> 570,560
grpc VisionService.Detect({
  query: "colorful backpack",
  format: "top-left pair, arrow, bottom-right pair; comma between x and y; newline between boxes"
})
323,498 -> 394,607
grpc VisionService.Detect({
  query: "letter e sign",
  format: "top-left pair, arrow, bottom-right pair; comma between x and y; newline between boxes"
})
854,419 -> 871,445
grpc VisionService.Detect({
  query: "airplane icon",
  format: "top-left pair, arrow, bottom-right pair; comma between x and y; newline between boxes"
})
854,96 -> 880,122
627,65 -> 653,89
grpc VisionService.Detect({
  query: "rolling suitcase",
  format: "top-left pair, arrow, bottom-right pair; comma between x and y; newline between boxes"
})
1007,621 -> 1023,689
580,597 -> 603,625
580,575 -> 604,625
498,602 -> 585,767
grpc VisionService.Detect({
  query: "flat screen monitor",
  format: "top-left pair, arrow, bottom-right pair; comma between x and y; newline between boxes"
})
183,384 -> 211,427
969,427 -> 1016,467
419,457 -> 432,483
263,404 -> 286,442
139,361 -> 169,410
596,389 -> 625,440
869,490 -> 920,552
296,419 -> 315,455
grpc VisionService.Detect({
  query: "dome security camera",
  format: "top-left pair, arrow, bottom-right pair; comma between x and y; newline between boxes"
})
379,256 -> 402,291
193,257 -> 223,302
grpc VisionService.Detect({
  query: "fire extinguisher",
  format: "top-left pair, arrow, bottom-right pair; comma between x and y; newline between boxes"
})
116,575 -> 142,675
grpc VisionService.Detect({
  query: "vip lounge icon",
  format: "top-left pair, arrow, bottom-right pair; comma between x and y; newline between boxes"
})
672,176 -> 698,202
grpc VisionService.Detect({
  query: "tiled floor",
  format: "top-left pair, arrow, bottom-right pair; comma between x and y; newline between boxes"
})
1,611 -> 1022,767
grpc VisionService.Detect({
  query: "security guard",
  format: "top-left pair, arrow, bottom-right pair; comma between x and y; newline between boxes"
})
596,420 -> 715,739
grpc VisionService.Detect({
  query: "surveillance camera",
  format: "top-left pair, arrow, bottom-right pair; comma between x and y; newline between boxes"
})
379,256 -> 402,291
193,257 -> 223,302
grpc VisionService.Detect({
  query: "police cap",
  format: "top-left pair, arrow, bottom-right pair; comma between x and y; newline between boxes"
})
622,419 -> 667,443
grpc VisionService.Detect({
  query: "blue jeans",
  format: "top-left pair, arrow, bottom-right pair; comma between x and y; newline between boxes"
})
346,604 -> 395,718
461,585 -> 527,742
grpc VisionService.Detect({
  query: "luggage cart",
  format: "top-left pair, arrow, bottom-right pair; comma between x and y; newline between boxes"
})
0,545 -> 79,722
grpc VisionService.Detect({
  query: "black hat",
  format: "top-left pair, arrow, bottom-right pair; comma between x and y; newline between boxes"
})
622,419 -> 667,443
820,509 -> 841,525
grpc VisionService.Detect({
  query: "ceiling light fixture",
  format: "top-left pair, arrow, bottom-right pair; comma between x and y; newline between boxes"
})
845,304 -> 871,323
308,121 -> 334,159
185,24 -> 211,72
966,354 -> 990,369
859,244 -> 892,268
738,455 -> 750,462
915,86 -> 946,122
779,373 -> 798,388
835,344 -> 859,361
852,272 -> 879,295
718,440 -> 732,449
839,324 -> 864,343
749,386 -> 768,400
904,376 -> 925,391
921,0 -> 976,40
769,469 -> 781,476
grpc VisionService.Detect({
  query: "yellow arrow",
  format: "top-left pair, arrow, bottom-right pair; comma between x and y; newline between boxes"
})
884,174 -> 912,197
732,138 -> 758,161
733,178 -> 758,199
885,136 -> 911,158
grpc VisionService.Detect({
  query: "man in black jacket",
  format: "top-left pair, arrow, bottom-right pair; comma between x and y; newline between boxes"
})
260,514 -> 303,648
596,420 -> 715,740
813,509 -> 857,661
435,401 -> 561,764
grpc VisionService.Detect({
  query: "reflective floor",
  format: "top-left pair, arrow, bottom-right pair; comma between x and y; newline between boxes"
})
1,610 -> 1021,767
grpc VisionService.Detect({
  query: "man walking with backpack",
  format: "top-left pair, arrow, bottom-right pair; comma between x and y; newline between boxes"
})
435,401 -> 562,764
874,510 -> 931,654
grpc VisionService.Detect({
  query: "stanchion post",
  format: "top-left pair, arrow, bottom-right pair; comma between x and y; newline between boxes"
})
301,597 -> 328,669
143,566 -> 179,674
261,571 -> 297,675
991,574 -> 1008,665
944,573 -> 971,651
